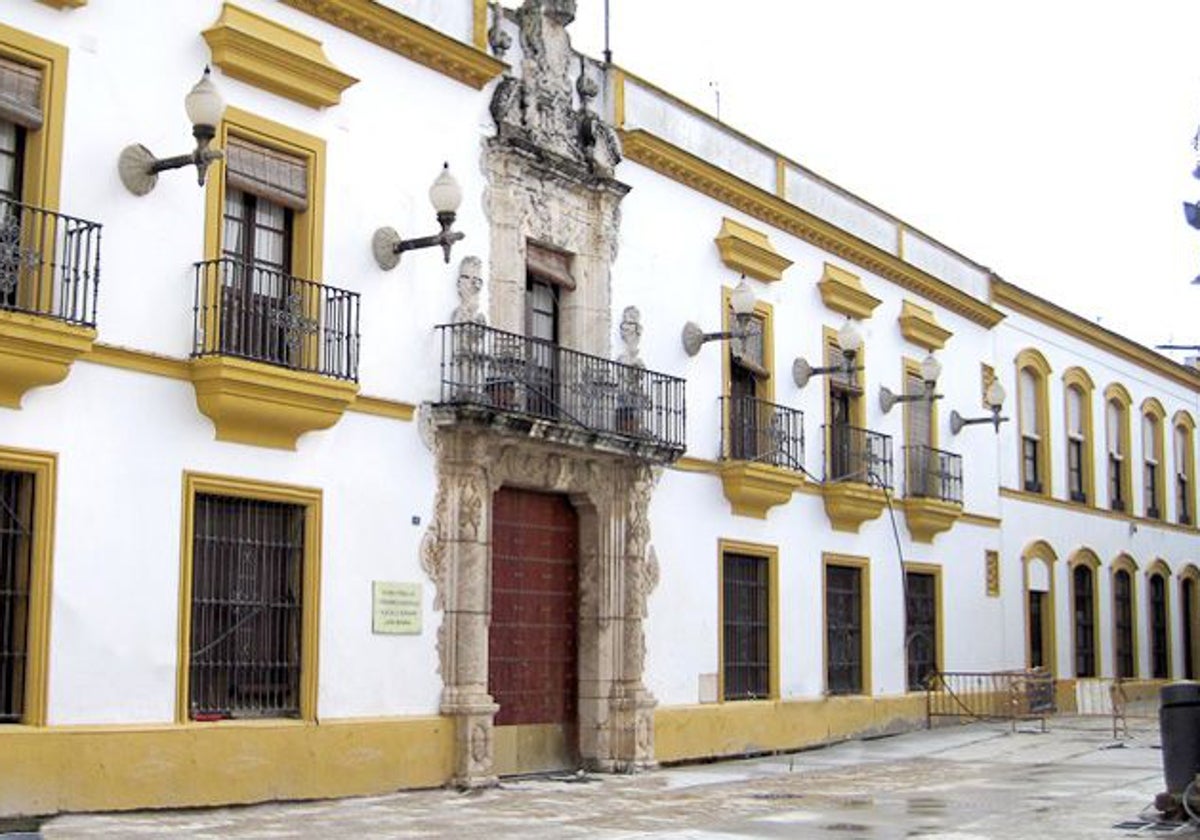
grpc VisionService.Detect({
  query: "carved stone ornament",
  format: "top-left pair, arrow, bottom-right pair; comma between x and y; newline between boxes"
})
489,0 -> 622,178
451,255 -> 487,325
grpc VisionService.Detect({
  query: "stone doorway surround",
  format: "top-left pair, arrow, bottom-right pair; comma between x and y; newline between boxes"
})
421,429 -> 659,787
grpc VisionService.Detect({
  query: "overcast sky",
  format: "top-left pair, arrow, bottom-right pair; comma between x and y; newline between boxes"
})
551,2 -> 1200,356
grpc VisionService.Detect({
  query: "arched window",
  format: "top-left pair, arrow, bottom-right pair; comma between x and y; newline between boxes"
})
1023,541 -> 1057,673
1181,569 -> 1199,680
1142,400 -> 1166,520
1173,413 -> 1196,526
1071,559 -> 1096,678
1066,386 -> 1086,503
1016,350 -> 1051,496
1105,385 -> 1132,512
1112,557 -> 1137,679
1148,565 -> 1171,680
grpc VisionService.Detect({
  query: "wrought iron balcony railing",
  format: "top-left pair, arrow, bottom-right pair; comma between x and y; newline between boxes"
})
192,258 -> 360,381
0,196 -> 101,327
434,322 -> 686,456
823,423 -> 893,489
904,444 -> 963,504
719,394 -> 804,472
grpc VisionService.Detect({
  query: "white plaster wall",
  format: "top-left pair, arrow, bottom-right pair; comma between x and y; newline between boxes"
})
901,231 -> 990,300
785,166 -> 898,255
5,0 -> 496,407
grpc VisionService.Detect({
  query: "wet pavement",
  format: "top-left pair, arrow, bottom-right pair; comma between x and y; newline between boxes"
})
26,714 -> 1198,839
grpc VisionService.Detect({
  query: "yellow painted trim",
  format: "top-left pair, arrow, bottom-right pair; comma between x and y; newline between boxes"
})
190,356 -> 359,450
203,3 -> 359,109
901,354 -> 939,451
999,486 -> 1199,534
472,0 -> 488,50
0,716 -> 453,814
897,299 -> 952,351
1142,398 -> 1167,520
85,343 -> 191,380
178,472 -> 323,724
0,23 -> 68,215
1021,539 -> 1058,678
717,539 -> 780,701
903,561 -> 943,688
1180,564 -> 1200,678
821,483 -> 886,533
722,286 -> 776,403
612,68 -> 625,127
1062,367 -> 1096,507
0,312 -> 95,408
1112,553 -> 1141,678
774,156 -> 786,199
822,323 -> 866,430
817,263 -> 882,320
1146,559 -> 1174,679
901,497 -> 962,544
993,278 -> 1200,391
822,553 -> 872,696
36,0 -> 87,7
718,461 -> 805,519
620,129 -> 1005,328
1067,549 -> 1101,678
985,549 -> 1000,597
351,395 -> 416,421
673,456 -> 720,474
961,511 -> 1001,528
1173,411 -> 1197,527
206,107 -> 326,281
1105,383 -> 1134,513
280,0 -> 506,90
0,447 -> 56,727
654,694 -> 925,763
714,217 -> 792,283
1015,347 -> 1053,498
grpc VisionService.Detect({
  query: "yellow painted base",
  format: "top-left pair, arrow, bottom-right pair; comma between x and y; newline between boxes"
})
493,723 -> 576,776
719,461 -> 806,519
902,497 -> 963,543
821,482 -> 887,532
191,356 -> 359,450
0,312 -> 95,408
654,694 -> 926,764
0,716 -> 453,817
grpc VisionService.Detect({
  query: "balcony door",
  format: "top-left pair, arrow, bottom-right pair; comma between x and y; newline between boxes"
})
828,343 -> 861,481
0,118 -> 24,311
905,368 -> 935,496
728,314 -> 767,461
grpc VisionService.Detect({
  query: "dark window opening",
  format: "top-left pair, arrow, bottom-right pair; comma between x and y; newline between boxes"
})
1182,578 -> 1196,681
1022,437 -> 1041,493
1073,564 -> 1095,678
826,564 -> 863,695
0,469 -> 33,724
189,494 -> 305,720
722,552 -> 769,701
905,571 -> 936,691
1109,455 -> 1125,512
1029,590 -> 1046,670
1145,462 -> 1160,519
1067,438 -> 1086,503
1150,574 -> 1169,680
1114,570 -> 1135,679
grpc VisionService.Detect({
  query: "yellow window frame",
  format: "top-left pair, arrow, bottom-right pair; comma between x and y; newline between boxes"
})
822,552 -> 872,696
716,538 -> 779,702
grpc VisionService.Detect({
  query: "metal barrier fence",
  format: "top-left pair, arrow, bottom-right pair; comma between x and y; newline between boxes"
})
719,394 -> 804,471
926,669 -> 1056,731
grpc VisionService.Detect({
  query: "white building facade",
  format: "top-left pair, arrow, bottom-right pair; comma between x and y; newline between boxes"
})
0,0 -> 1195,815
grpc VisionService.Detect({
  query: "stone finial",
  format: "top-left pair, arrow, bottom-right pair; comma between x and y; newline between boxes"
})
487,2 -> 512,60
617,305 -> 644,367
451,256 -> 486,325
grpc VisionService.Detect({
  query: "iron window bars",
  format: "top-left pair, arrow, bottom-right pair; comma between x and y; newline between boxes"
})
824,423 -> 893,489
719,394 -> 804,472
0,469 -> 33,723
722,552 -> 770,701
903,444 -> 963,504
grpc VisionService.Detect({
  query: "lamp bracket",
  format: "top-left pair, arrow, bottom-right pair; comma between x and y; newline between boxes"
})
682,322 -> 744,356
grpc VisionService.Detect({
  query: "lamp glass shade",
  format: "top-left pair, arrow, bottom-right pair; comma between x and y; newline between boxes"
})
429,163 -> 463,214
837,319 -> 863,353
986,378 -> 1006,408
729,278 -> 756,317
183,68 -> 225,128
920,352 -> 942,384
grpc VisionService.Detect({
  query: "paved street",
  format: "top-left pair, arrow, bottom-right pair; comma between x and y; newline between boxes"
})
24,715 -> 1196,839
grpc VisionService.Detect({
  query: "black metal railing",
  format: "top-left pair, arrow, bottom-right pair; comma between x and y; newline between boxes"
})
719,394 -> 804,472
824,423 -> 893,488
904,444 -> 963,504
192,258 -> 360,381
0,196 -> 101,326
434,322 -> 686,453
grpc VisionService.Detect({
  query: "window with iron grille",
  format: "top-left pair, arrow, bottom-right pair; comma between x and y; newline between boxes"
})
1072,564 -> 1095,678
1182,578 -> 1196,681
1150,574 -> 1169,680
722,552 -> 769,701
1113,570 -> 1135,679
1028,590 -> 1046,670
905,571 -> 936,691
826,564 -> 863,695
190,493 -> 305,720
0,469 -> 33,723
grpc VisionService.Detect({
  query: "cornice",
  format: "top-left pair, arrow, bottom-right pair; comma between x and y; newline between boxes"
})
714,217 -> 792,283
991,278 -> 1200,392
898,299 -> 952,351
999,486 -> 1200,535
203,3 -> 359,109
279,0 -> 506,90
35,0 -> 86,8
620,129 -> 1005,329
818,262 -> 881,320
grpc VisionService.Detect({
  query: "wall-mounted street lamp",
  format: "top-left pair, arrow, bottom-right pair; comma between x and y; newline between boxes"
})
372,164 -> 466,269
879,352 -> 942,413
950,379 -> 1008,434
681,277 -> 757,356
793,319 -> 862,388
118,68 -> 226,196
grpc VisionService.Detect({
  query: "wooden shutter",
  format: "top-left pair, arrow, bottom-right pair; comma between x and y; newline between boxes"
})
0,57 -> 42,130
225,137 -> 308,211
526,242 -> 575,289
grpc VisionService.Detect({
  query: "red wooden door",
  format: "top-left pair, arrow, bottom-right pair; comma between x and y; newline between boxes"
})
489,488 -> 579,727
